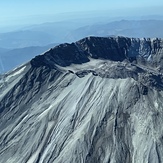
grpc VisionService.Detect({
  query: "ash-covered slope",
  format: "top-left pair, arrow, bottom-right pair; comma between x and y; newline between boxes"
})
0,36 -> 163,163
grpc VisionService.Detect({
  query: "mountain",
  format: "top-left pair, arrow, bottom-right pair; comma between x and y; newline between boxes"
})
66,20 -> 163,41
0,43 -> 58,73
0,48 -> 9,53
0,30 -> 56,49
0,20 -> 93,49
0,36 -> 163,163
2,19 -> 163,49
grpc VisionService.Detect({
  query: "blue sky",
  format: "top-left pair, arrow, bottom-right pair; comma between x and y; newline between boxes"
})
0,0 -> 163,27
1,0 -> 163,15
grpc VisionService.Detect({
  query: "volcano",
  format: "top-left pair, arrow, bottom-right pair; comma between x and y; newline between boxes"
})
0,36 -> 163,163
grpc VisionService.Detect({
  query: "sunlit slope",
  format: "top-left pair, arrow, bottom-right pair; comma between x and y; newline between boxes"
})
0,36 -> 163,163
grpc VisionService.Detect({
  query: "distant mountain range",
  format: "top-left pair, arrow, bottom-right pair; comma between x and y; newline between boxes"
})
66,20 -> 163,41
0,30 -> 55,49
1,20 -> 163,49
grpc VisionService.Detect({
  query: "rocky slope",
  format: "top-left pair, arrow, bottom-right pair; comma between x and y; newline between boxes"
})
0,36 -> 163,163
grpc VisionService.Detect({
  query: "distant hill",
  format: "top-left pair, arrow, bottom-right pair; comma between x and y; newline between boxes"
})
0,48 -> 9,53
66,20 -> 163,41
0,30 -> 56,49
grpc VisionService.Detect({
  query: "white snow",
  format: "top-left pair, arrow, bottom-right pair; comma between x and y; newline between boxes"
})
6,66 -> 26,81
0,66 -> 27,101
56,58 -> 110,72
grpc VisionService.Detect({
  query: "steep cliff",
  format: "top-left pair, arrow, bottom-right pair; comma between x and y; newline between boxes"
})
0,36 -> 163,163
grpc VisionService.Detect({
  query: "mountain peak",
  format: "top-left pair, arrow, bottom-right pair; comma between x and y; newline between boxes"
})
30,36 -> 163,71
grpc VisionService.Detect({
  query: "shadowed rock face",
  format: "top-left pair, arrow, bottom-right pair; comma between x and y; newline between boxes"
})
0,36 -> 163,163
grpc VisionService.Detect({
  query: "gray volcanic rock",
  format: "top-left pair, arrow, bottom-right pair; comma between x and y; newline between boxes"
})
0,36 -> 163,163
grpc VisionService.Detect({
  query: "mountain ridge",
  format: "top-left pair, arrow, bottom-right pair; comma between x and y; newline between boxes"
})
31,36 -> 163,71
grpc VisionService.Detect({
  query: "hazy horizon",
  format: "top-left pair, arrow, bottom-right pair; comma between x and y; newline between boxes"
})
1,0 -> 163,28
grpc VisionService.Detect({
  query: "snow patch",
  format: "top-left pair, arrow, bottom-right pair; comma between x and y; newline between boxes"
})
6,66 -> 26,81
